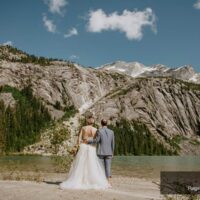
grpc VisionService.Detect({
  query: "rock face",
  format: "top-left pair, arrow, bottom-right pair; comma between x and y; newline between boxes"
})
0,46 -> 132,120
88,77 -> 200,155
89,78 -> 200,133
0,92 -> 16,109
1,46 -> 200,155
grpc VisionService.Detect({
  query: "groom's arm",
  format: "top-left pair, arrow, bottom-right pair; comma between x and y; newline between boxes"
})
87,130 -> 101,144
111,131 -> 115,155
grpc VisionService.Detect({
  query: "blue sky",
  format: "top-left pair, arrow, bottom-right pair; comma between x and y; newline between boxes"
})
0,0 -> 200,72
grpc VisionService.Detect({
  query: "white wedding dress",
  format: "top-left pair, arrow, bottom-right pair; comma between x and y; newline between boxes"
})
59,142 -> 110,190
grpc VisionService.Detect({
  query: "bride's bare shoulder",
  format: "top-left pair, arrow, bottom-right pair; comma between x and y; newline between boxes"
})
81,126 -> 87,131
92,127 -> 97,134
93,126 -> 97,131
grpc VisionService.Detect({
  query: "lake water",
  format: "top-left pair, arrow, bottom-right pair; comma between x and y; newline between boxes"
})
0,156 -> 199,180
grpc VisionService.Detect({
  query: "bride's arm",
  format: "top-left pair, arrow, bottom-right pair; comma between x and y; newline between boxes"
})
77,128 -> 83,145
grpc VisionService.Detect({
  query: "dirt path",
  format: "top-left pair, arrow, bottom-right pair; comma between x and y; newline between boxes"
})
0,176 -> 164,200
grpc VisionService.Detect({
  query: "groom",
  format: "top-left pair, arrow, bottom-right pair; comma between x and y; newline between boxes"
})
87,119 -> 115,182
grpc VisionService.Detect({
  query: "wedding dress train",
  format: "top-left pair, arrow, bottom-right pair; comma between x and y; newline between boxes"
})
59,143 -> 110,190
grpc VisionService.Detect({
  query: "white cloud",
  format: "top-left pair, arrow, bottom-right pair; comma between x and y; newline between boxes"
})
86,8 -> 157,40
69,54 -> 79,60
43,14 -> 57,33
1,41 -> 13,46
44,0 -> 68,16
194,0 -> 200,9
64,28 -> 78,38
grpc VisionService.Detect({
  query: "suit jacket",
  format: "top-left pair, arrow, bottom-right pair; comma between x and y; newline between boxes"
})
88,127 -> 115,156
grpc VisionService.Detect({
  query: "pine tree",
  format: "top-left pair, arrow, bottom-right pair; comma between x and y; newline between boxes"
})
108,119 -> 174,156
0,85 -> 52,153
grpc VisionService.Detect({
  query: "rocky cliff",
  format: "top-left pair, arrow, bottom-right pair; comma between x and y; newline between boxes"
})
88,77 -> 200,155
0,46 -> 132,120
0,46 -> 200,155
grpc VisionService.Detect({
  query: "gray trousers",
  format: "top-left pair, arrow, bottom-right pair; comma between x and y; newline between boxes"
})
98,155 -> 112,178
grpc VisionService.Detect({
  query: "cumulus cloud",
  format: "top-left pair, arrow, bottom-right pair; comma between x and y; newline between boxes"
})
69,54 -> 79,60
44,0 -> 68,16
43,14 -> 57,33
86,8 -> 157,40
194,0 -> 200,9
64,28 -> 78,38
1,41 -> 13,46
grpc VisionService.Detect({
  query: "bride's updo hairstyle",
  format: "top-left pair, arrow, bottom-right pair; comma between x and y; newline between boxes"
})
86,116 -> 95,125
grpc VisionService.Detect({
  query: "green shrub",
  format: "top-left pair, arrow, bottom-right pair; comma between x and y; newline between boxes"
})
50,125 -> 70,154
108,119 -> 176,155
61,105 -> 78,120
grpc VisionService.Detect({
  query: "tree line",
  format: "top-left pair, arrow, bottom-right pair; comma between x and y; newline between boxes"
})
108,119 -> 177,155
0,85 -> 52,153
0,45 -> 76,66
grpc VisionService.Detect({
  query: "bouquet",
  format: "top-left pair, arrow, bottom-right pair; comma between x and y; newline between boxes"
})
68,144 -> 80,157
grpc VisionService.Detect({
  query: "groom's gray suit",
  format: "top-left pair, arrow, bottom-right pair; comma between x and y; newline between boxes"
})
88,126 -> 115,178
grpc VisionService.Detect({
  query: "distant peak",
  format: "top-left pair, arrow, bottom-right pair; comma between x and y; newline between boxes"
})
101,60 -> 145,68
173,65 -> 195,72
151,64 -> 168,68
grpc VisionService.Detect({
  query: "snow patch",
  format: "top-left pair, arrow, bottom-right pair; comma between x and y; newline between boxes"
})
105,66 -> 116,70
174,66 -> 184,71
117,68 -> 126,72
189,74 -> 198,82
163,68 -> 170,72
131,66 -> 158,77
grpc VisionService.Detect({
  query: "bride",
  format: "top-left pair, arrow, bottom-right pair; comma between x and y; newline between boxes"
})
59,117 -> 111,190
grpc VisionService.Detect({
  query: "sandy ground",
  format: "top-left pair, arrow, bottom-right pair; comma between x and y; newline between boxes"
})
0,175 -> 164,200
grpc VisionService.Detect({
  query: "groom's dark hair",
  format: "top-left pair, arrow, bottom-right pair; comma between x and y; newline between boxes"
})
101,119 -> 107,126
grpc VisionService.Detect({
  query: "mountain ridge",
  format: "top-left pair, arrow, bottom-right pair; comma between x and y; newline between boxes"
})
99,60 -> 200,84
0,45 -> 200,155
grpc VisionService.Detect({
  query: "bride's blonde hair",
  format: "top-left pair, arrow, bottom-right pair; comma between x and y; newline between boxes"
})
86,117 -> 94,125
